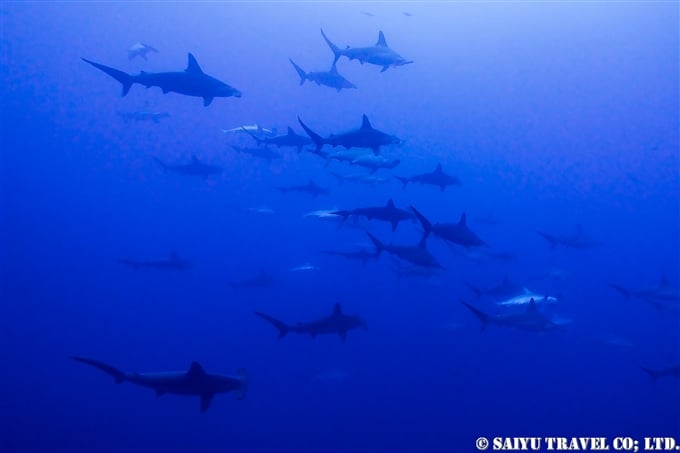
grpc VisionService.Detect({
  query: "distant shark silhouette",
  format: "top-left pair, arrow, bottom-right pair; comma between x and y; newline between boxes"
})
396,163 -> 461,191
230,269 -> 275,290
127,42 -> 158,61
609,277 -> 679,313
242,126 -> 311,152
331,199 -> 413,231
274,180 -> 329,198
117,110 -> 170,123
298,114 -> 401,155
119,251 -> 191,271
366,231 -> 442,269
411,206 -> 486,248
154,155 -> 222,178
464,274 -> 524,301
229,144 -> 282,161
82,53 -> 241,106
321,29 -> 413,72
289,59 -> 357,92
536,225 -> 599,249
461,299 -> 570,333
255,303 -> 366,341
639,364 -> 680,382
71,356 -> 247,413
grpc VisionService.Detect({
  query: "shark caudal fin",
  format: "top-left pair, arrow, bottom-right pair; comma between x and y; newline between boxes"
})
536,231 -> 559,248
395,176 -> 410,189
240,127 -> 264,146
463,281 -> 483,300
254,311 -> 290,338
289,59 -> 308,85
639,366 -> 662,382
365,232 -> 385,256
153,157 -> 169,172
460,300 -> 490,332
82,58 -> 134,96
236,368 -> 248,399
71,356 -> 127,383
410,205 -> 432,239
608,283 -> 631,300
320,28 -> 343,64
297,116 -> 325,152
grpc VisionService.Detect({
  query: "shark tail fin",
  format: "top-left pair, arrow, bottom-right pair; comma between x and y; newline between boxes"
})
153,157 -> 168,172
365,232 -> 384,256
464,281 -> 483,300
608,283 -> 631,301
71,356 -> 126,383
240,127 -> 263,146
639,366 -> 661,382
254,312 -> 289,338
395,176 -> 409,189
236,368 -> 248,399
289,59 -> 307,85
460,300 -> 489,332
410,205 -> 432,239
82,58 -> 134,96
298,116 -> 324,152
320,28 -> 342,64
536,231 -> 558,248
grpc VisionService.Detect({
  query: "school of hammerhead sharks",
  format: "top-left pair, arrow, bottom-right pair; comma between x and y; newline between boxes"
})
72,28 -> 679,414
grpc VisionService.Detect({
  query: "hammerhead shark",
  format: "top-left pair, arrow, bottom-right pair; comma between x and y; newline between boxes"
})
460,299 -> 570,333
154,155 -> 222,178
255,303 -> 367,341
82,53 -> 241,106
320,29 -> 413,72
411,206 -> 487,248
464,274 -> 525,301
242,126 -> 311,152
396,163 -> 461,191
298,114 -> 401,155
331,198 -> 414,231
127,42 -> 158,61
71,356 -> 247,413
536,225 -> 599,249
609,277 -> 679,313
274,180 -> 329,198
230,269 -> 275,290
289,59 -> 357,92
366,231 -> 442,269
639,364 -> 680,381
119,251 -> 191,271
321,249 -> 377,265
229,144 -> 282,161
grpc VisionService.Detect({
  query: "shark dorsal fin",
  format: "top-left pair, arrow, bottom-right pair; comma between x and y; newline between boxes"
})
386,198 -> 395,208
361,114 -> 373,130
527,298 -> 537,312
188,361 -> 206,376
659,276 -> 670,287
191,155 -> 200,164
435,163 -> 443,173
459,212 -> 467,226
376,31 -> 388,47
333,303 -> 343,316
287,126 -> 295,136
185,53 -> 204,74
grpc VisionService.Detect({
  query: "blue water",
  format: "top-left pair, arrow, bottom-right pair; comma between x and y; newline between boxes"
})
1,2 -> 678,452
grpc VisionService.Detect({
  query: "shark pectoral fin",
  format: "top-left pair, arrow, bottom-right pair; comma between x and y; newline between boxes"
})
200,393 -> 214,413
203,97 -> 214,107
391,220 -> 398,232
380,66 -> 389,72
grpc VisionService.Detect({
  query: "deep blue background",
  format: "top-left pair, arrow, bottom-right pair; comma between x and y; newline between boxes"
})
1,2 -> 678,452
